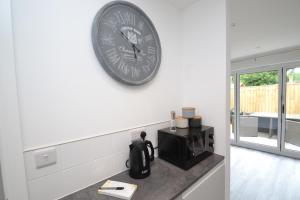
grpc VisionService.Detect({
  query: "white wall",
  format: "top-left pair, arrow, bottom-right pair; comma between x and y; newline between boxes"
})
9,0 -> 183,199
3,0 -> 228,199
230,0 -> 300,59
11,0 -> 182,150
181,0 -> 229,199
24,122 -> 169,200
0,0 -> 29,199
231,48 -> 300,71
182,0 -> 228,156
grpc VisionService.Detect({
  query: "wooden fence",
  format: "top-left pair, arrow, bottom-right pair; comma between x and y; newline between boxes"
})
230,83 -> 300,114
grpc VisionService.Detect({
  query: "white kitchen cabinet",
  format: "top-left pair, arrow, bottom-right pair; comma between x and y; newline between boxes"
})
180,161 -> 225,200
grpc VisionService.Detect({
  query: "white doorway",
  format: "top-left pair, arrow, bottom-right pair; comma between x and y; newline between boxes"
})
230,64 -> 300,159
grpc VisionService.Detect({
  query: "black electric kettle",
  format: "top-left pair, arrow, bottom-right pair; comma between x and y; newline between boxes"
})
126,132 -> 154,179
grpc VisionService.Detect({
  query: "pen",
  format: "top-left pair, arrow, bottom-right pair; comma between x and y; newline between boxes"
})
99,187 -> 124,190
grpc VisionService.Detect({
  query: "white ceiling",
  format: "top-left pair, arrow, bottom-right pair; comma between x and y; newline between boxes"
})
230,0 -> 300,59
165,0 -> 200,9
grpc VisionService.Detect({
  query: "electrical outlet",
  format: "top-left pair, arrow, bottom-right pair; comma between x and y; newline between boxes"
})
34,147 -> 57,169
131,128 -> 145,141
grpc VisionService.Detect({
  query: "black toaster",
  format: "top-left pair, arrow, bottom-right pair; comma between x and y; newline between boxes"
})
158,126 -> 214,170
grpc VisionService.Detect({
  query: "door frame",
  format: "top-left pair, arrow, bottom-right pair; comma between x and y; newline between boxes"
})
237,65 -> 282,153
231,61 -> 300,159
230,74 -> 238,144
0,0 -> 29,199
280,65 -> 300,158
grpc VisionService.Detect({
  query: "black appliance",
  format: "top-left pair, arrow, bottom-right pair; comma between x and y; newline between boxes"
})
158,126 -> 214,170
127,139 -> 154,179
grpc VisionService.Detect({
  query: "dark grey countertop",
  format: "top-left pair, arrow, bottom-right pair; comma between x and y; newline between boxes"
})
60,154 -> 224,200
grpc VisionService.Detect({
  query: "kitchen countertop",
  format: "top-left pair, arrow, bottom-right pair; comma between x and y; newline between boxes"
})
59,154 -> 224,200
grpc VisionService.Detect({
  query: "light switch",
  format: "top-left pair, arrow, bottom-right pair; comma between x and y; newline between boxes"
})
34,147 -> 57,169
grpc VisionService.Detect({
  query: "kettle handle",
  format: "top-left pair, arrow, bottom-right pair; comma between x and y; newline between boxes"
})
145,140 -> 154,161
125,159 -> 130,168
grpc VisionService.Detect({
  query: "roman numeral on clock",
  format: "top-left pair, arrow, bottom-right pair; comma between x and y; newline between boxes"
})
103,19 -> 118,32
142,64 -> 151,73
148,46 -> 156,54
147,55 -> 156,64
131,67 -> 140,79
145,34 -> 153,42
106,48 -> 120,65
114,11 -> 126,24
100,35 -> 115,46
117,61 -> 129,75
124,12 -> 135,26
138,21 -> 144,31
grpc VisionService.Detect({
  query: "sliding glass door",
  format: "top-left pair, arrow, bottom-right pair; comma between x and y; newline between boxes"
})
282,67 -> 300,153
230,75 -> 236,142
238,69 -> 280,149
231,64 -> 300,158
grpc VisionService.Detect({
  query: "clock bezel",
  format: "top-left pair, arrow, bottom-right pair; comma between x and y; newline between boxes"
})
92,1 -> 162,86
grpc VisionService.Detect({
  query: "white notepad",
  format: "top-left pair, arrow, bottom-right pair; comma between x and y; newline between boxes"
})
98,180 -> 137,200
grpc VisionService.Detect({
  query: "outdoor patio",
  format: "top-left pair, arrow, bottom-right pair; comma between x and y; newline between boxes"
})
230,124 -> 300,152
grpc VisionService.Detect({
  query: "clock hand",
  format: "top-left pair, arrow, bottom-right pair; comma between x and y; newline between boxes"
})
120,31 -> 140,59
120,31 -> 130,42
120,31 -> 136,58
120,31 -> 141,52
133,45 -> 137,59
132,44 -> 141,53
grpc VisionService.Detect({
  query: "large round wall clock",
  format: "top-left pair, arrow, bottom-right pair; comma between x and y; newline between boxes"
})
92,1 -> 161,85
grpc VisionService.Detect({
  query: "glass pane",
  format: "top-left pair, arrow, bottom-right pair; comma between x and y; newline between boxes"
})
239,70 -> 279,147
284,67 -> 300,151
230,75 -> 235,140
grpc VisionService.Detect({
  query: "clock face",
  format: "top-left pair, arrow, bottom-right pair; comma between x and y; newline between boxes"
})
92,1 -> 161,85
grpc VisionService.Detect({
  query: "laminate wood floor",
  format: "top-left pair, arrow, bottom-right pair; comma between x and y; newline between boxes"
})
230,146 -> 300,200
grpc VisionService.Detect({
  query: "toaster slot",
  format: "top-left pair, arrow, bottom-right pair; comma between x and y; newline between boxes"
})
187,132 -> 205,157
